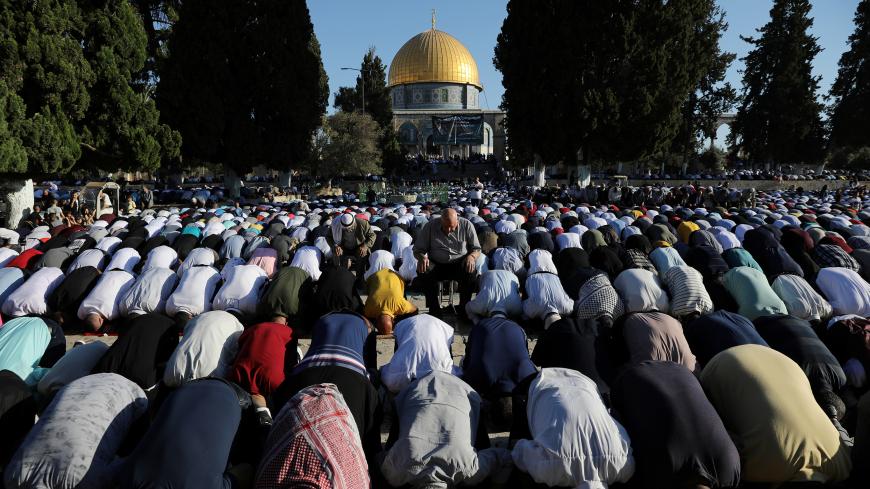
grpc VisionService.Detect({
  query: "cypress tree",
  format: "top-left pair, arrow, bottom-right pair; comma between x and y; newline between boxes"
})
829,0 -> 870,151
159,0 -> 328,191
495,0 -> 719,182
671,3 -> 736,167
731,0 -> 825,166
334,47 -> 404,176
0,0 -> 179,226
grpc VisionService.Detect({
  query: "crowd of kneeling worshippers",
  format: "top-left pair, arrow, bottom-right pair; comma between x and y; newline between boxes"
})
2,183 -> 870,488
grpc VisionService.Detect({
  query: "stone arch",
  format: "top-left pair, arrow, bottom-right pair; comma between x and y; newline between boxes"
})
481,122 -> 494,155
397,121 -> 419,145
711,113 -> 736,149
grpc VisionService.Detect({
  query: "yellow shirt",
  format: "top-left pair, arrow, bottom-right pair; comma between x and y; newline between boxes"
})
364,269 -> 417,319
700,344 -> 851,483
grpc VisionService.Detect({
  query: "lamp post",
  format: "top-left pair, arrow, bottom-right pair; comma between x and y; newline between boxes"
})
340,66 -> 371,113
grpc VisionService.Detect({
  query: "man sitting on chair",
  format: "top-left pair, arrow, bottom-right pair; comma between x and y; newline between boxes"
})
413,208 -> 481,317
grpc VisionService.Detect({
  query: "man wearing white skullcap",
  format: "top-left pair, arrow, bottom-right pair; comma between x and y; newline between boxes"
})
329,212 -> 376,287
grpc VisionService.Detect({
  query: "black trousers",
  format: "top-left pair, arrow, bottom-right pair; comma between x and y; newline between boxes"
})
336,252 -> 367,287
418,258 -> 476,311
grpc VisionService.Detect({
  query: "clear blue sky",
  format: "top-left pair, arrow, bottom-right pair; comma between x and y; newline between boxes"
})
309,0 -> 860,119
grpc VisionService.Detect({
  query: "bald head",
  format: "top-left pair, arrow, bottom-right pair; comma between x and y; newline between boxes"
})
441,208 -> 459,234
375,314 -> 394,335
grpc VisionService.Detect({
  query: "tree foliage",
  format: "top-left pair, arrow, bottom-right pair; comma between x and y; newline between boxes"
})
333,46 -> 404,176
730,0 -> 825,165
829,0 -> 870,151
495,0 -> 727,169
334,47 -> 392,128
0,0 -> 179,175
159,0 -> 328,175
671,5 -> 737,159
128,0 -> 180,86
321,111 -> 383,178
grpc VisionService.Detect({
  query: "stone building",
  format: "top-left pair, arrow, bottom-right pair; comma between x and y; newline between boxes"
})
387,18 -> 505,161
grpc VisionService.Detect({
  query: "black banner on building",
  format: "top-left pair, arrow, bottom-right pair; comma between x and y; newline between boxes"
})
431,115 -> 484,145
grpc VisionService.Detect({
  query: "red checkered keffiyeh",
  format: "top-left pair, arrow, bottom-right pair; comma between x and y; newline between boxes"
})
255,383 -> 369,489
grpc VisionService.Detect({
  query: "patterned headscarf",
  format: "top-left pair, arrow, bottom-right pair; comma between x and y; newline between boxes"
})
255,383 -> 369,488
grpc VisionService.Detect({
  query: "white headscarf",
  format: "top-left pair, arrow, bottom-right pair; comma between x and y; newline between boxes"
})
290,246 -> 323,281
528,249 -> 558,274
364,250 -> 396,281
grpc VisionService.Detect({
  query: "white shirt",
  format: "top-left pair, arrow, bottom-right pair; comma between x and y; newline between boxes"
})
0,248 -> 19,267
119,268 -> 179,317
162,310 -> 243,387
555,232 -> 582,251
523,273 -> 575,320
77,270 -> 136,321
390,231 -> 413,259
144,219 -> 166,239
380,314 -> 461,393
105,247 -> 141,273
212,264 -> 267,316
202,220 -> 226,238
817,267 -> 870,317
165,266 -> 221,317
141,245 -> 178,272
289,246 -> 322,281
771,274 -> 832,322
66,249 -> 107,273
95,236 -> 122,255
2,267 -> 65,317
176,247 -> 217,277
466,270 -> 523,319
512,368 -> 635,488
614,269 -> 670,314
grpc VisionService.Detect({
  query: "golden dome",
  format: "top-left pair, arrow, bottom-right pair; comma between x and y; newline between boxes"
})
388,28 -> 482,89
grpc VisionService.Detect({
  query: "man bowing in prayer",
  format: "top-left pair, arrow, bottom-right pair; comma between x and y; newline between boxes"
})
330,212 -> 376,287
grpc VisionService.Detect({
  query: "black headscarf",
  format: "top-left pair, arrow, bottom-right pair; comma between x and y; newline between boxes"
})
200,234 -> 224,253
625,235 -> 653,254
139,235 -> 168,259
271,234 -> 295,264
47,266 -> 102,325
684,245 -> 730,280
753,315 -> 845,395
742,228 -> 804,280
311,264 -> 363,319
92,313 -> 179,391
685,311 -> 767,366
527,231 -> 554,254
172,233 -> 199,261
780,227 -> 820,281
589,246 -> 623,281
555,248 -> 590,278
610,361 -> 741,488
532,317 -> 614,397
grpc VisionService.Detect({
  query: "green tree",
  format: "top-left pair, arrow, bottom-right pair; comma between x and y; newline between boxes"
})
829,0 -> 870,151
333,47 -> 403,176
730,0 -> 826,166
159,0 -> 327,194
495,0 -> 722,185
671,4 -> 737,168
128,0 -> 180,86
0,0 -> 179,226
321,111 -> 383,179
78,0 -> 180,172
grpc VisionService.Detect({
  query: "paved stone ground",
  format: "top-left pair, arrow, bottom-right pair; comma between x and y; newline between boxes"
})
65,289 -> 538,448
